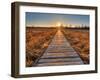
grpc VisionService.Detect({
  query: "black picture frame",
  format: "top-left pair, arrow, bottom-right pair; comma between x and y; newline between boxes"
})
11,2 -> 98,78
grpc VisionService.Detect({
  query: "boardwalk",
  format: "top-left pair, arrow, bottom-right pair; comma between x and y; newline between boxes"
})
36,30 -> 84,66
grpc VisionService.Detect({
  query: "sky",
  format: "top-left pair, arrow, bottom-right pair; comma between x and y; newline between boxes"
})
26,12 -> 90,27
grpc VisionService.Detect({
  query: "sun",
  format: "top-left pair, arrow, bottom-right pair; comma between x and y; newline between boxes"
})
56,22 -> 61,27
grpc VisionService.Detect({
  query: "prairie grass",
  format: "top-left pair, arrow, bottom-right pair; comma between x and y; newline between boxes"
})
26,27 -> 57,67
62,28 -> 89,64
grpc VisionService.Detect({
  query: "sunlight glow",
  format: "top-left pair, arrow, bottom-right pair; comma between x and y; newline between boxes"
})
56,22 -> 62,27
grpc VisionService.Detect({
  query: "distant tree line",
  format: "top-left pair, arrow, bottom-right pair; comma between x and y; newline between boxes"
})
61,24 -> 89,30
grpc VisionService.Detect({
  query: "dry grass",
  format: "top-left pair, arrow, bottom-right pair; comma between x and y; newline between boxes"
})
26,27 -> 57,67
62,28 -> 89,64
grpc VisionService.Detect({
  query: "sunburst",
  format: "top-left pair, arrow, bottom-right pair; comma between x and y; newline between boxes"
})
56,22 -> 61,27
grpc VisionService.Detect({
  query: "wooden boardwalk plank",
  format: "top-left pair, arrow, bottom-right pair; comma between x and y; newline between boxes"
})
36,30 -> 84,66
38,58 -> 82,63
37,62 -> 83,66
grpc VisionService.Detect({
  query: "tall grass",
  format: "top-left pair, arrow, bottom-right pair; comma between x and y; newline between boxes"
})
61,28 -> 89,64
26,27 -> 57,67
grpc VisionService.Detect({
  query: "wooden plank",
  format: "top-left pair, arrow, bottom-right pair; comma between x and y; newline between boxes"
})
37,62 -> 83,66
38,58 -> 82,63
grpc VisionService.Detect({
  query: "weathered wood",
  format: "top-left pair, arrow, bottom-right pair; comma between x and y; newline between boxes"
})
36,30 -> 84,66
